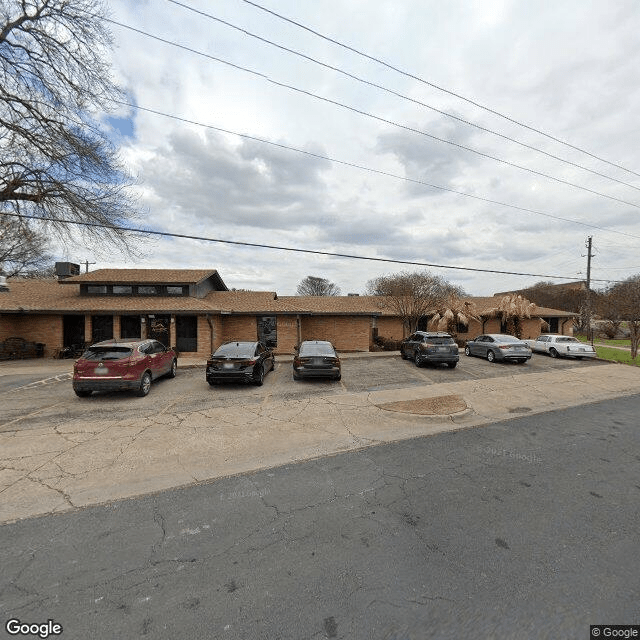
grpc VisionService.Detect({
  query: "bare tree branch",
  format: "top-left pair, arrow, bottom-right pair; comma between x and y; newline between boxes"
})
0,0 -> 139,249
296,275 -> 341,296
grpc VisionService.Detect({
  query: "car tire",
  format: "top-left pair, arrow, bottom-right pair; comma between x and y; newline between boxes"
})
270,358 -> 275,371
464,346 -> 471,356
334,373 -> 342,381
167,359 -> 177,378
447,362 -> 457,368
136,371 -> 152,397
293,372 -> 301,381
207,379 -> 217,386
487,350 -> 496,363
516,359 -> 527,364
549,348 -> 558,358
254,364 -> 265,386
74,389 -> 92,398
400,348 -> 408,360
414,351 -> 421,367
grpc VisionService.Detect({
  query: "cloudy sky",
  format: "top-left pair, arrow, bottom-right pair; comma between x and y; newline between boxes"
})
70,0 -> 640,295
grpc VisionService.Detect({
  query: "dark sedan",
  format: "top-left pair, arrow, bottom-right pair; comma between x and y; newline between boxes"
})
465,334 -> 531,363
293,341 -> 341,380
206,341 -> 274,386
400,331 -> 459,368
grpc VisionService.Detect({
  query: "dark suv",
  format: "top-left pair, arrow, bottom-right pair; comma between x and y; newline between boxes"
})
400,331 -> 459,368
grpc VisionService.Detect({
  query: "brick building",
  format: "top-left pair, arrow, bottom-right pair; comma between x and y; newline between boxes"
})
0,268 -> 576,357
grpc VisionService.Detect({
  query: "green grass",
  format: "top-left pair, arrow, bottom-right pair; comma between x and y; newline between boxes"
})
593,345 -> 640,366
575,335 -> 631,347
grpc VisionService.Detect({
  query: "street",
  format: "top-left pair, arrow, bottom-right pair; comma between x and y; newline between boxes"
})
1,394 -> 639,640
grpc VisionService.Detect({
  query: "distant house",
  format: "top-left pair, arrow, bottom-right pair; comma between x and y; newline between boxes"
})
0,268 -> 577,357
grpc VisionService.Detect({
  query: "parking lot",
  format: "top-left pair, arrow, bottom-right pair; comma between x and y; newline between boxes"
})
1,351 -> 608,433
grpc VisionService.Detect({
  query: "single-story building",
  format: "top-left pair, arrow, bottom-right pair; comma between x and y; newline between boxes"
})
0,268 -> 577,358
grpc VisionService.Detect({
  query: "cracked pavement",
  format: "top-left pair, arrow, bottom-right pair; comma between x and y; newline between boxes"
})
1,393 -> 639,639
1,355 -> 640,526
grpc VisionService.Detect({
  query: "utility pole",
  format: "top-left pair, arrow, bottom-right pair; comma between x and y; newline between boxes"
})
83,259 -> 96,273
585,236 -> 594,343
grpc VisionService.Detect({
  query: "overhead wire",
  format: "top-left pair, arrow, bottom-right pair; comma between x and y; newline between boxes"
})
2,211 -> 626,284
239,0 -> 640,180
105,17 -> 640,211
165,0 -> 640,194
116,100 -> 640,242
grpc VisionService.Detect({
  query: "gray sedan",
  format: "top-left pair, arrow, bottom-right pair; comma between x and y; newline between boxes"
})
465,334 -> 532,363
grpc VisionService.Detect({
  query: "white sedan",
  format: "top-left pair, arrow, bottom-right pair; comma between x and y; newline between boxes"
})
526,335 -> 597,359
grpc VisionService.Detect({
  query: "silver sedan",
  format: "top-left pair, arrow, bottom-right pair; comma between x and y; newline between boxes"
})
465,334 -> 532,364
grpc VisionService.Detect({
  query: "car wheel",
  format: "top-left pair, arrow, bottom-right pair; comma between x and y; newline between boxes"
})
400,348 -> 408,360
414,351 -> 421,367
549,348 -> 558,358
254,364 -> 265,386
447,362 -> 457,368
487,350 -> 496,363
136,371 -> 152,397
516,359 -> 527,364
464,346 -> 471,356
207,379 -> 217,386
270,358 -> 275,371
335,373 -> 342,381
167,359 -> 177,378
74,389 -> 92,398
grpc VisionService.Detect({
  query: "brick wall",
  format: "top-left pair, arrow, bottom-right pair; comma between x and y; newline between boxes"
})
275,316 -> 299,354
220,315 -> 257,346
376,316 -> 405,341
301,315 -> 370,352
0,314 -> 63,357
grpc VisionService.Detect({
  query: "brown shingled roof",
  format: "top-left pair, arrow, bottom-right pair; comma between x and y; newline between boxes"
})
0,280 -> 576,317
59,269 -> 222,286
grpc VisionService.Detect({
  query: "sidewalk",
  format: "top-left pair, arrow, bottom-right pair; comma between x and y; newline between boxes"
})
2,358 -> 640,524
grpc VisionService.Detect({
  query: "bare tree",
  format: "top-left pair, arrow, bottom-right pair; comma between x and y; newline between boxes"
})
367,270 -> 461,334
0,0 -> 139,247
0,214 -> 51,276
602,275 -> 640,359
296,276 -> 341,296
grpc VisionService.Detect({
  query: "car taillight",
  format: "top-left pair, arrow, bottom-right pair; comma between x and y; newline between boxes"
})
244,359 -> 256,366
293,357 -> 301,367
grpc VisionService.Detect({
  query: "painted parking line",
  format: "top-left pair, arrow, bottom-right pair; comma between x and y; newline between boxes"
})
11,373 -> 73,392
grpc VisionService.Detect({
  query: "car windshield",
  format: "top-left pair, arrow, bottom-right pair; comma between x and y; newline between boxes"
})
213,343 -> 255,358
82,346 -> 133,361
557,337 -> 579,343
299,343 -> 336,357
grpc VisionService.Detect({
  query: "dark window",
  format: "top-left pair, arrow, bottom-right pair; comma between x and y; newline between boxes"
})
257,316 -> 277,348
87,285 -> 107,294
148,315 -> 170,347
121,316 -> 141,339
166,286 -> 185,295
299,342 -> 336,357
113,285 -> 133,295
176,316 -> 198,352
91,315 -> 113,343
138,286 -> 159,295
63,315 -> 85,349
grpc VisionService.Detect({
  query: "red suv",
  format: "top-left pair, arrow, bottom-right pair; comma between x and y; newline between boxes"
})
73,339 -> 177,397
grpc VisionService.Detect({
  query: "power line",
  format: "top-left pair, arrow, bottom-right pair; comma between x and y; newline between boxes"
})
166,0 -> 640,194
240,0 -> 640,180
117,100 -> 640,242
2,212 -> 625,284
106,17 -> 640,211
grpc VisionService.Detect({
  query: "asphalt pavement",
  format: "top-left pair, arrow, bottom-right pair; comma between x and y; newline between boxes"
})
1,394 -> 638,639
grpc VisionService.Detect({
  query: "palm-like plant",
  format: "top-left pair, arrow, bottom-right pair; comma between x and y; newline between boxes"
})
430,297 -> 479,339
486,294 -> 537,338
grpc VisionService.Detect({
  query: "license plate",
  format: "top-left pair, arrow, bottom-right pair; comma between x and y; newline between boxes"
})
438,347 -> 448,352
223,363 -> 234,369
95,366 -> 108,375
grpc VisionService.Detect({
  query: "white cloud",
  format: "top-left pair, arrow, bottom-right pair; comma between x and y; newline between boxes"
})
59,0 -> 640,295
